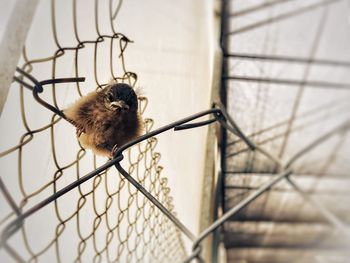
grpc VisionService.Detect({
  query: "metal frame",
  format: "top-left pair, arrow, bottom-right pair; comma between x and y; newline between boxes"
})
212,0 -> 350,260
1,70 -> 349,262
183,103 -> 350,262
0,0 -> 39,115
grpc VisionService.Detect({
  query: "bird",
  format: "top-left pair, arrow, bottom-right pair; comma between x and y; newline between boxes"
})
64,82 -> 144,158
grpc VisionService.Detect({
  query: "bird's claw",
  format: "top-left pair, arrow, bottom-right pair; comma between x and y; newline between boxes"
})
76,128 -> 84,137
68,118 -> 85,138
109,144 -> 119,159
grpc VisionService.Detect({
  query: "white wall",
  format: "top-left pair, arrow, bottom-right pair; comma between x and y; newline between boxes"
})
116,0 -> 215,234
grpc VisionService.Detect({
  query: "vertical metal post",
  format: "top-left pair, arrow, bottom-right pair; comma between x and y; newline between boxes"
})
0,0 -> 38,115
211,0 -> 231,262
219,0 -> 229,212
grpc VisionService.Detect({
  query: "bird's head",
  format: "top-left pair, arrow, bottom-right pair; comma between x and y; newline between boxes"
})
102,83 -> 138,113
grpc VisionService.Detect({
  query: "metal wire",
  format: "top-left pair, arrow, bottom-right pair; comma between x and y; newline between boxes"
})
9,58 -> 350,263
225,0 -> 341,36
211,1 -> 350,262
184,104 -> 350,262
0,0 -> 187,262
224,53 -> 350,68
1,1 -> 349,262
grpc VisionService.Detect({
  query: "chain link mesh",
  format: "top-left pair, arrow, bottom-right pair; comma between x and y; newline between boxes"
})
0,0 -> 186,262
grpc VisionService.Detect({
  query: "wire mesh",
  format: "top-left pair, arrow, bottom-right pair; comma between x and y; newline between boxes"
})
0,0 -> 186,262
2,1 -> 350,263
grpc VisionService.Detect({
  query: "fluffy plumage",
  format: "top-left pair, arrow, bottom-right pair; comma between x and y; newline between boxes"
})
64,83 -> 143,157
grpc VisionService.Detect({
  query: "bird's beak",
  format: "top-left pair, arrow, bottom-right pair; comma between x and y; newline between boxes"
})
110,100 -> 129,111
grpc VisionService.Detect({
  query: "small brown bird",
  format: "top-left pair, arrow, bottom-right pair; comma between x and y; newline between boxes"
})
64,82 -> 143,157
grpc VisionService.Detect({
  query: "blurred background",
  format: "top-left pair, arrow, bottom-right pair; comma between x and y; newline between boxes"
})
221,1 -> 350,262
0,0 -> 349,262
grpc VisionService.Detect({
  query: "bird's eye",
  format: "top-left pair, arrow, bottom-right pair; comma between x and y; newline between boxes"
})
107,93 -> 114,102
